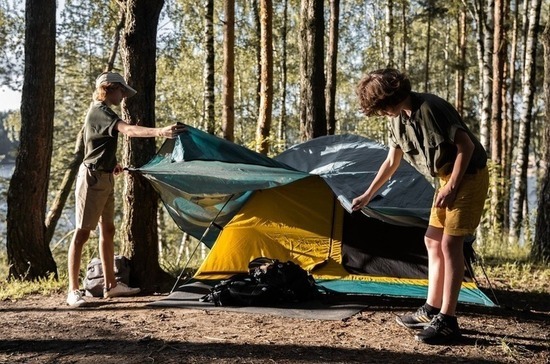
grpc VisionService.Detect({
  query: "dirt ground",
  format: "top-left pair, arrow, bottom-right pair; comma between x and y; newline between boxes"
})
0,284 -> 548,364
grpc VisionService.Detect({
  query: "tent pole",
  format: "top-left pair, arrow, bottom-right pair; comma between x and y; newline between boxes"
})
170,194 -> 235,293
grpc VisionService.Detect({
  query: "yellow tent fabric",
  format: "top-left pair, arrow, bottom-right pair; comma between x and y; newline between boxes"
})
195,176 -> 350,280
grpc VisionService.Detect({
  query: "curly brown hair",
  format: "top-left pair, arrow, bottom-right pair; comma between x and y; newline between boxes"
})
356,68 -> 411,116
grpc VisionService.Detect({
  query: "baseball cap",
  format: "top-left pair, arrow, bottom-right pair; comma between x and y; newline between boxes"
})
95,71 -> 137,98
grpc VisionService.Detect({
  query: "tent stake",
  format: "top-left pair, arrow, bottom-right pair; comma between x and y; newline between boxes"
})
170,194 -> 235,293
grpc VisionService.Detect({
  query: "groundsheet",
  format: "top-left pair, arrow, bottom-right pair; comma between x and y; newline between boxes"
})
147,281 -> 368,321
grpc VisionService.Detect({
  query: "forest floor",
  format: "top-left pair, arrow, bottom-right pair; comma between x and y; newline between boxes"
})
0,275 -> 549,364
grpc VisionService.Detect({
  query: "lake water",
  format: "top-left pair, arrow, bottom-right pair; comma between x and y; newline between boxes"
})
0,163 -> 14,179
0,163 -> 76,247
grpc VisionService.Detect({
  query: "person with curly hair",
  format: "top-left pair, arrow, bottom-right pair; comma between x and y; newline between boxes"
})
352,68 -> 488,344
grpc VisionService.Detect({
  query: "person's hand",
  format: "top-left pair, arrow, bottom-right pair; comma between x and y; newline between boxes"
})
351,192 -> 372,211
159,123 -> 187,138
113,164 -> 124,176
435,184 -> 457,208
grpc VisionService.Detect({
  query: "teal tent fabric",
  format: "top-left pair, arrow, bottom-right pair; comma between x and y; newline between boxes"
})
137,126 -> 308,246
275,134 -> 434,227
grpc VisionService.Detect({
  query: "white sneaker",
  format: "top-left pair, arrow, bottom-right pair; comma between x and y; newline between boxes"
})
103,282 -> 141,298
67,290 -> 87,307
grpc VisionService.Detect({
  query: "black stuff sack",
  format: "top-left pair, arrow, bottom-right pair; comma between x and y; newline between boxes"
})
83,255 -> 131,297
201,257 -> 319,307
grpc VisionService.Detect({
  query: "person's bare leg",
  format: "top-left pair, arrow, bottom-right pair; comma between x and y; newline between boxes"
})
439,234 -> 465,316
424,226 -> 444,309
98,220 -> 117,290
68,228 -> 91,291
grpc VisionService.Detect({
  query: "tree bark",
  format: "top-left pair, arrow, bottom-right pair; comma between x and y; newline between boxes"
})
119,0 -> 172,292
489,0 -> 506,230
7,0 -> 57,280
203,0 -> 215,134
510,0 -> 542,238
276,0 -> 288,150
532,10 -> 549,262
472,0 -> 493,148
325,0 -> 339,136
222,0 -> 235,142
455,6 -> 466,116
256,0 -> 273,155
299,0 -> 326,141
384,0 -> 393,67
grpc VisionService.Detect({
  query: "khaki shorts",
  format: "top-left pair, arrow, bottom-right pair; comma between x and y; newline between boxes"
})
429,166 -> 489,236
75,164 -> 115,230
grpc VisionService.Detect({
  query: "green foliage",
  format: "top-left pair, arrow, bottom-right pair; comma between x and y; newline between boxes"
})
0,271 -> 67,301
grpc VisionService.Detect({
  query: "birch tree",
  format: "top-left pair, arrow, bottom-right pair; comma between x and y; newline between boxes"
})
510,0 -> 542,239
489,0 -> 506,230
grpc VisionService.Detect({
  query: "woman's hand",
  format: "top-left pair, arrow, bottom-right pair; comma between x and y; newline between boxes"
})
159,123 -> 187,138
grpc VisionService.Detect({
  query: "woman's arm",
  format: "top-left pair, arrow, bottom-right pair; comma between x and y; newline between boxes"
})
116,120 -> 186,139
351,146 -> 403,211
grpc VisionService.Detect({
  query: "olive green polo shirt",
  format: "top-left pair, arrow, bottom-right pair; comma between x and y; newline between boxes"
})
388,92 -> 487,178
82,101 -> 121,172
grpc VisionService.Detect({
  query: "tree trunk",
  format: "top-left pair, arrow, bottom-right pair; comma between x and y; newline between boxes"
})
472,0 -> 493,148
277,0 -> 288,150
401,1 -> 409,71
203,0 -> 215,134
533,18 -> 550,262
423,14 -> 431,92
45,129 -> 84,244
510,0 -> 542,238
325,0 -> 339,136
7,0 -> 57,280
455,6 -> 466,116
299,0 -> 326,141
256,0 -> 273,155
222,0 -> 235,142
119,0 -> 172,292
489,0 -> 506,231
503,0 -> 520,229
384,0 -> 393,67
253,0 -> 262,116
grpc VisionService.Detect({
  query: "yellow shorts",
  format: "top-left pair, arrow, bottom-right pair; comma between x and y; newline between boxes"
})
429,166 -> 489,236
75,164 -> 115,230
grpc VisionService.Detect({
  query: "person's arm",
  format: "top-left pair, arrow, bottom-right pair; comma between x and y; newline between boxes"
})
435,129 -> 474,208
115,120 -> 186,138
351,146 -> 403,211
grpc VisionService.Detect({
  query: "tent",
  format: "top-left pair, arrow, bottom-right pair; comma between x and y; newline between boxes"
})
137,126 -> 494,307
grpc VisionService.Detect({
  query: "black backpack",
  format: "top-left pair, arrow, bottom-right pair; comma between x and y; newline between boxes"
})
201,257 -> 319,307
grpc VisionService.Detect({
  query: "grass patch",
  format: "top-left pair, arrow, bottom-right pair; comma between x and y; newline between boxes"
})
0,273 -> 67,301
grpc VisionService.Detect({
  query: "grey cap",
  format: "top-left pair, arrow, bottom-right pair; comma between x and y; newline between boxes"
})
95,71 -> 137,98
